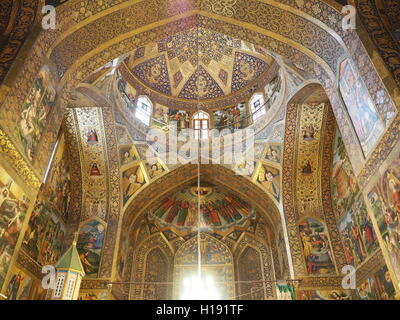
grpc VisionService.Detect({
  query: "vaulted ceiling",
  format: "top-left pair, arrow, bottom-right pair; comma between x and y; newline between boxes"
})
119,27 -> 275,110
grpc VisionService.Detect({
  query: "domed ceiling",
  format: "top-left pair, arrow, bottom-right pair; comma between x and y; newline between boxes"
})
119,27 -> 277,110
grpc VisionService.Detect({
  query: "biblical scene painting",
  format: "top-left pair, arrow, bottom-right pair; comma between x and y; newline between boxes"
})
332,130 -> 359,218
356,265 -> 396,300
14,65 -> 57,161
0,167 -> 30,290
299,218 -> 335,275
122,165 -> 146,205
77,219 -> 106,278
213,103 -> 247,131
22,200 -> 66,266
5,266 -> 33,300
367,153 -> 400,282
41,134 -> 71,222
150,185 -> 255,230
338,194 -> 378,267
256,163 -> 280,202
339,58 -> 384,155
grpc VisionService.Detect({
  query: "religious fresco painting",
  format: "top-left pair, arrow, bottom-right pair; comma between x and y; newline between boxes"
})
119,145 -> 138,166
367,153 -> 400,282
0,167 -> 30,290
21,200 -> 66,266
77,219 -> 106,278
122,165 -> 146,205
145,160 -> 166,179
332,130 -> 359,218
339,58 -> 384,155
256,164 -> 280,202
5,266 -> 33,300
356,265 -> 396,300
150,185 -> 254,230
264,144 -> 282,164
14,65 -> 57,161
168,110 -> 190,131
41,134 -> 71,222
1,0 -> 400,301
338,194 -> 379,267
213,103 -> 247,131
299,218 -> 335,275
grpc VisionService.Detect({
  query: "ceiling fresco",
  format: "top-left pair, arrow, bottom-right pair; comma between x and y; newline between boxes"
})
147,183 -> 256,233
1,0 -> 400,300
121,27 -> 274,110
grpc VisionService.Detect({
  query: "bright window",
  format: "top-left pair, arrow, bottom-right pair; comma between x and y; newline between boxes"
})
135,96 -> 152,126
250,93 -> 266,122
193,111 -> 209,140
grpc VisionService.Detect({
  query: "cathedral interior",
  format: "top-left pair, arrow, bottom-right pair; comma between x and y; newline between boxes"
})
0,0 -> 399,301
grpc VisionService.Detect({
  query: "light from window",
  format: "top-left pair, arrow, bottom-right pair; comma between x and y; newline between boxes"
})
135,96 -> 152,126
250,93 -> 266,122
193,111 -> 209,140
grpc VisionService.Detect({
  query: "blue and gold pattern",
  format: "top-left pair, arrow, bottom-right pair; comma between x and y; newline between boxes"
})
131,55 -> 172,95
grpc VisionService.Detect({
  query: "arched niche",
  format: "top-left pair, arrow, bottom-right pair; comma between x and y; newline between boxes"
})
129,233 -> 173,300
234,234 -> 276,300
173,233 -> 234,300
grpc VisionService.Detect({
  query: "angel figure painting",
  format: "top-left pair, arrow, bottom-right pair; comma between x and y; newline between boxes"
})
122,165 -> 146,205
119,145 -> 138,166
256,164 -> 280,201
145,161 -> 165,179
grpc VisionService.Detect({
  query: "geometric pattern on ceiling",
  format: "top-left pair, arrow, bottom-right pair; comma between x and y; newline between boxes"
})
231,52 -> 269,92
131,55 -> 172,95
178,65 -> 224,100
125,27 -> 273,104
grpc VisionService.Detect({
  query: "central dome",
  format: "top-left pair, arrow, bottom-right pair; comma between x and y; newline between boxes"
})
119,27 -> 276,110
